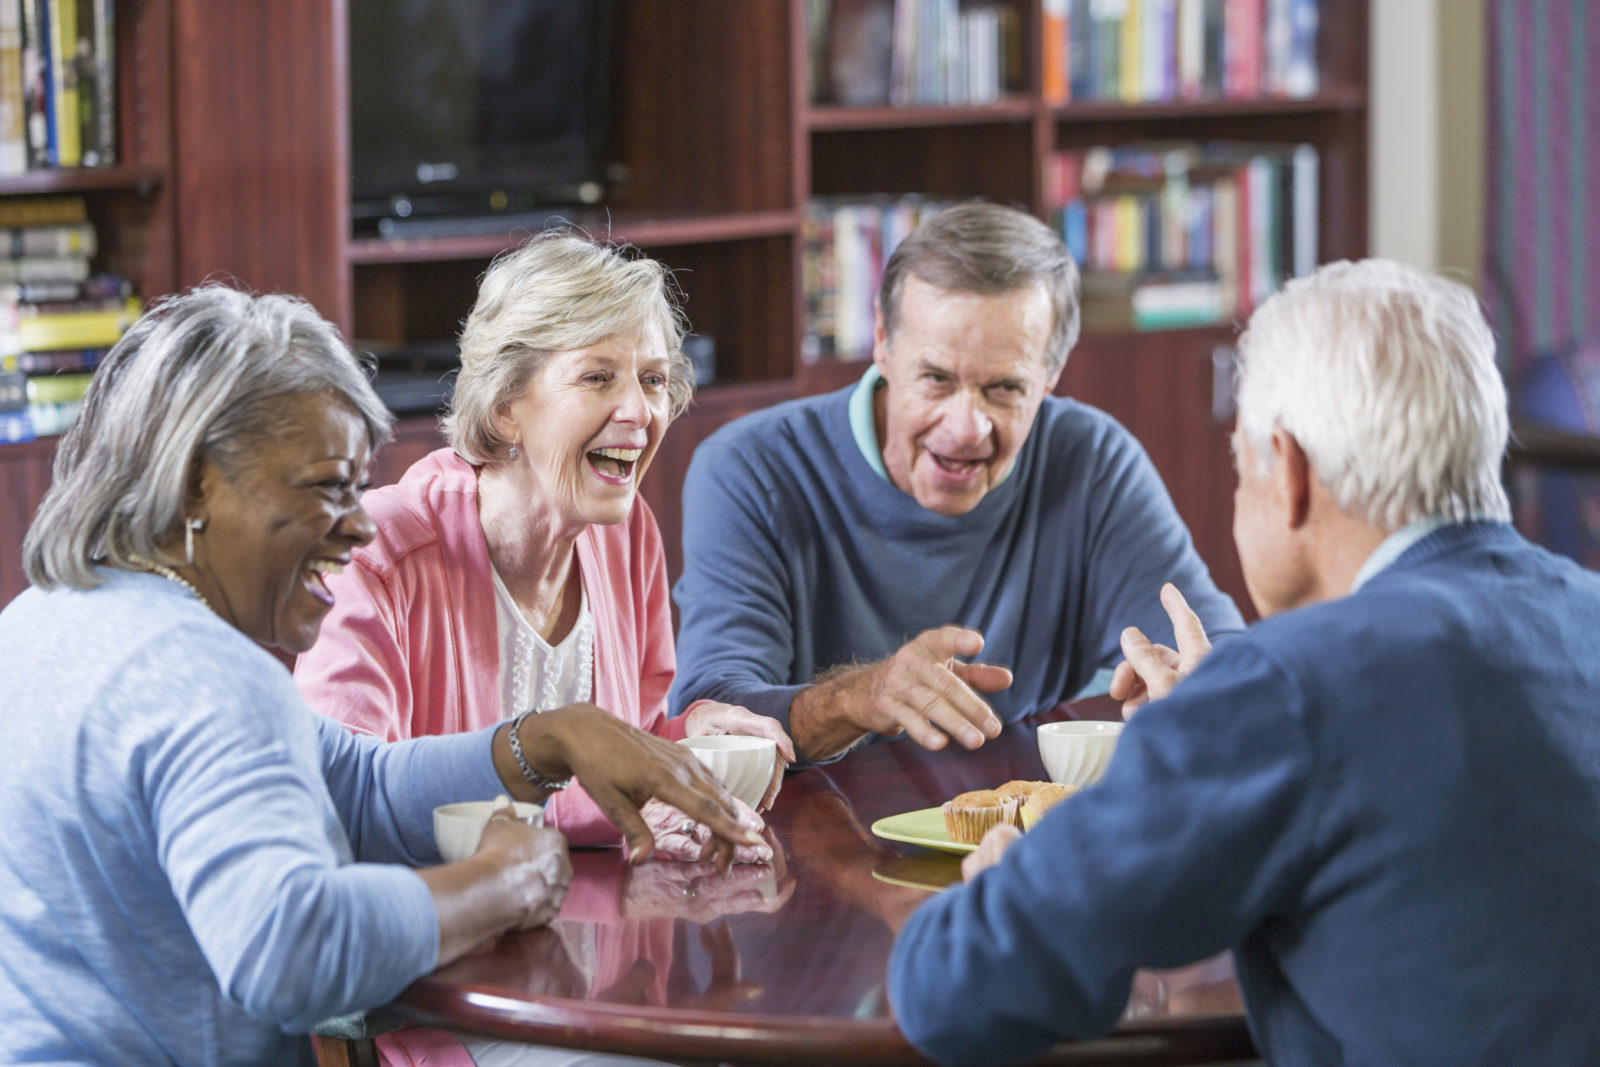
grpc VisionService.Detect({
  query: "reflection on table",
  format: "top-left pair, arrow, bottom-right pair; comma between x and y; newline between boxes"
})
388,698 -> 1254,1066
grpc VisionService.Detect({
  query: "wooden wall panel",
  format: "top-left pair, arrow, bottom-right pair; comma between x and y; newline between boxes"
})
171,0 -> 352,331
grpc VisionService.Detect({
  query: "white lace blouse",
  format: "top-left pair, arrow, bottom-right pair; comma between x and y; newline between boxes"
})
490,566 -> 594,718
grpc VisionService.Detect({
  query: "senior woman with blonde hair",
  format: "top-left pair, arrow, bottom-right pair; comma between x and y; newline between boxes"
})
298,233 -> 792,856
0,286 -> 756,1067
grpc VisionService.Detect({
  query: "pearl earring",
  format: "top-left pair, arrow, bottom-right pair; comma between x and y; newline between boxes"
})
184,517 -> 205,565
508,444 -> 521,460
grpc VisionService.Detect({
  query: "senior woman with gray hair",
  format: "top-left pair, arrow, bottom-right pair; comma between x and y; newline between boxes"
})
296,232 -> 792,858
0,286 -> 757,1066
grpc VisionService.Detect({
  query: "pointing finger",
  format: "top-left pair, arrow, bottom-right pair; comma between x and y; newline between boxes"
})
1161,583 -> 1212,660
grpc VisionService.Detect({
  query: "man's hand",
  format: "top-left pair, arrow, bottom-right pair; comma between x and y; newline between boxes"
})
961,823 -> 1021,882
681,700 -> 795,810
790,626 -> 1013,761
502,704 -> 763,872
1108,583 -> 1213,718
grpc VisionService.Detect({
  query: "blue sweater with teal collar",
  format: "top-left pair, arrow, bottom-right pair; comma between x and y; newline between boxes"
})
890,522 -> 1600,1065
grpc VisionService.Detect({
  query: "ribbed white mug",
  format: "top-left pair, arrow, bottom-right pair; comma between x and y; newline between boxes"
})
677,735 -> 776,810
1037,721 -> 1124,787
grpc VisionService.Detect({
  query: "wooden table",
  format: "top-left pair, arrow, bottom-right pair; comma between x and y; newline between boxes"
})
385,699 -> 1256,1066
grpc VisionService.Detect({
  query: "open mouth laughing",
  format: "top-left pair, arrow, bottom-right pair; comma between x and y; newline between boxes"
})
304,557 -> 347,604
587,446 -> 644,485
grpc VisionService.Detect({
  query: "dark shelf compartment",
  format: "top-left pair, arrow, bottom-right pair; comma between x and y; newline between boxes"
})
347,210 -> 800,265
0,165 -> 165,196
806,96 -> 1037,130
1051,89 -> 1367,123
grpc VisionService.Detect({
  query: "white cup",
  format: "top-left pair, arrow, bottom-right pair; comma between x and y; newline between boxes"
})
1037,721 -> 1124,787
677,735 -> 777,810
433,800 -> 544,863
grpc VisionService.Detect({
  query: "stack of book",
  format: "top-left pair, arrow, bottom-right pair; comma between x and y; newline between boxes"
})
811,0 -> 1022,107
802,195 -> 952,362
1041,0 -> 1318,106
1046,142 -> 1318,330
0,0 -> 117,176
0,194 -> 138,442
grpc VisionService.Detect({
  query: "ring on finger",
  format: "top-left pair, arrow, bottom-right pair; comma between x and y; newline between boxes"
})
679,818 -> 699,838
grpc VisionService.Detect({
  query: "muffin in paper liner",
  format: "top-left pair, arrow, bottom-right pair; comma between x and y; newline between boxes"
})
941,789 -> 1019,845
994,780 -> 1051,826
1020,783 -> 1079,831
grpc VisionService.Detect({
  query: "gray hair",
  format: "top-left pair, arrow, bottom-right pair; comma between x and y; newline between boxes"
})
443,232 -> 690,465
23,285 -> 394,590
877,201 -> 1082,374
1235,259 -> 1511,531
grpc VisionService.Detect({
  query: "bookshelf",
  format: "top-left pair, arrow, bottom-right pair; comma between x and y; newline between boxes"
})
0,0 -> 176,603
0,0 -> 1369,618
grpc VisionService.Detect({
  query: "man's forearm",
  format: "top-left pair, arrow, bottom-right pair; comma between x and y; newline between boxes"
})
788,663 -> 883,762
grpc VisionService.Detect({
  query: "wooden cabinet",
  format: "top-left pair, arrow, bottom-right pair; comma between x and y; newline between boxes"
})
3,0 -> 1369,620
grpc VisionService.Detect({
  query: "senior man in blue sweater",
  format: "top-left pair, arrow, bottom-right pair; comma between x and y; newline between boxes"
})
888,259 -> 1600,1065
671,202 -> 1243,762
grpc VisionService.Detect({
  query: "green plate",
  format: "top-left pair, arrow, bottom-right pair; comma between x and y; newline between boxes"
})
870,806 -> 976,854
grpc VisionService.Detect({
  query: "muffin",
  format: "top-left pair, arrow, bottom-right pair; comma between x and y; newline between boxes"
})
941,789 -> 1018,845
994,780 -> 1050,826
1020,783 -> 1078,831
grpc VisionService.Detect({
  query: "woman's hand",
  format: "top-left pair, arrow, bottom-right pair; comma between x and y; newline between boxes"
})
642,796 -> 772,864
682,700 -> 796,810
501,703 -> 764,871
418,802 -> 573,966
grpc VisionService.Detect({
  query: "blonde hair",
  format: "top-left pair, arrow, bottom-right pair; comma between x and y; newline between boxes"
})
23,285 -> 393,589
444,232 -> 690,464
1235,259 -> 1511,531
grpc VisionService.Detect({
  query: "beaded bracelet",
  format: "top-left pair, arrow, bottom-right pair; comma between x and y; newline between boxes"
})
508,709 -> 572,792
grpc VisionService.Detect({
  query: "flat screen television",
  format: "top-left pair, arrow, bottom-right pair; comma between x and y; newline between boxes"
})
349,0 -> 618,236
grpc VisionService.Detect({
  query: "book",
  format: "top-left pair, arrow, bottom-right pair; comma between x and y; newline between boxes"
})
0,271 -> 125,303
23,368 -> 89,403
76,0 -> 114,166
19,0 -> 48,167
1042,0 -> 1068,104
0,366 -> 23,410
45,0 -> 77,166
0,221 -> 93,256
0,254 -> 87,282
1,345 -> 101,372
14,294 -> 136,349
0,407 -> 31,442
0,194 -> 84,226
0,0 -> 25,175
826,0 -> 894,105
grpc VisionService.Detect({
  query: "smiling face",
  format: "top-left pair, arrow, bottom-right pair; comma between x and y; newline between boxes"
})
873,274 -> 1060,516
191,392 -> 377,654
497,325 -> 673,531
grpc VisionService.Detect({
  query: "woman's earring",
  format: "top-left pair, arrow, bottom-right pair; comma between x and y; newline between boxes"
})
185,517 -> 205,565
508,444 -> 521,461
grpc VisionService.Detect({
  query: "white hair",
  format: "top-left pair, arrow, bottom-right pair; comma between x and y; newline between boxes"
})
1235,259 -> 1510,531
23,285 -> 394,590
443,231 -> 690,465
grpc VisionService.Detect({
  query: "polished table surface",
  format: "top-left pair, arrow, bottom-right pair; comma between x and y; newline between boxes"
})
388,699 -> 1254,1066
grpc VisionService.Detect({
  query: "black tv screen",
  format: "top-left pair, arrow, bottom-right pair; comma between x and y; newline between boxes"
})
349,0 -> 616,231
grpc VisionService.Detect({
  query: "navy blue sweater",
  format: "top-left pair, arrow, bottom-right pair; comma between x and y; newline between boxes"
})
889,522 -> 1600,1065
669,384 -> 1244,733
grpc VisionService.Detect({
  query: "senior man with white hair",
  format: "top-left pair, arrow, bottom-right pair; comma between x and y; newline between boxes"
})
886,259 -> 1600,1066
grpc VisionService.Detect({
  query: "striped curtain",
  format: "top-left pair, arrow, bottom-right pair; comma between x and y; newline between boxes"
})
1483,0 -> 1600,372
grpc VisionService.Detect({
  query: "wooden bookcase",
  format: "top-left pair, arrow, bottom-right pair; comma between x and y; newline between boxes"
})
0,0 -> 1369,617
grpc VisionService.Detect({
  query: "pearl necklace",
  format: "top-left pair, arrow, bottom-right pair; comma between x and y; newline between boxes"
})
132,557 -> 216,615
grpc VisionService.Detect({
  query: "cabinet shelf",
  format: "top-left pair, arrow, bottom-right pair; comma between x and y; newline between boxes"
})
0,165 -> 165,196
807,97 -> 1036,130
346,209 -> 800,265
1051,89 -> 1367,123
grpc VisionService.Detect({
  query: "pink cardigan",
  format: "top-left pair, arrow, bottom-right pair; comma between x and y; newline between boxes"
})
295,448 -> 689,847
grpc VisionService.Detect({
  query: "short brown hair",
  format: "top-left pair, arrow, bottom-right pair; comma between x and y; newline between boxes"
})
877,201 -> 1081,374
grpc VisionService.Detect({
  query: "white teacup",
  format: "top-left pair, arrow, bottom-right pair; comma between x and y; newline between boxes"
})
433,800 -> 544,863
677,735 -> 777,810
1037,721 -> 1124,787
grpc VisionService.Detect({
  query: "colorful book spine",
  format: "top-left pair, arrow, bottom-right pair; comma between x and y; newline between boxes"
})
0,221 -> 94,256
19,0 -> 47,167
0,0 -> 25,175
78,0 -> 115,165
16,294 -> 137,349
45,0 -> 77,166
1042,0 -> 1068,105
1223,0 -> 1262,98
0,255 -> 87,282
